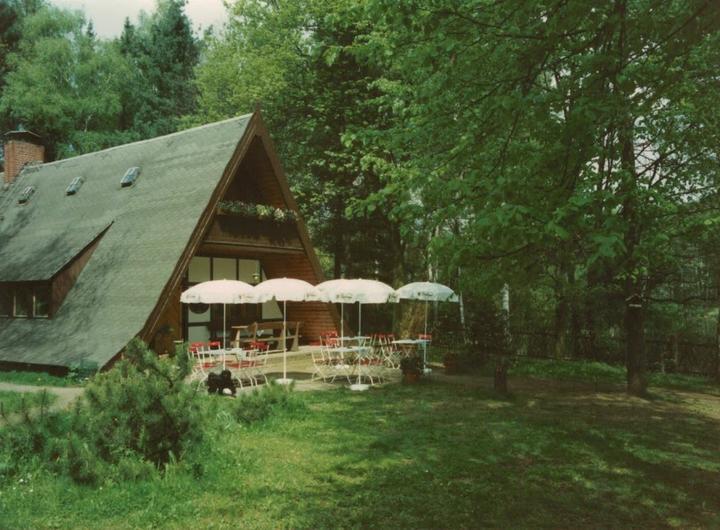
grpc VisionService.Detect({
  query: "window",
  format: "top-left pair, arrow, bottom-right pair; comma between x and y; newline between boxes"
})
120,167 -> 140,187
184,257 -> 281,342
33,285 -> 50,317
18,186 -> 35,204
65,176 -> 83,195
188,256 -> 211,283
14,287 -> 32,317
0,282 -> 52,318
0,287 -> 11,317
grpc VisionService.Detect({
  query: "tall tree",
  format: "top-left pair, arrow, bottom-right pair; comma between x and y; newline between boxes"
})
0,4 -> 132,158
118,0 -> 199,138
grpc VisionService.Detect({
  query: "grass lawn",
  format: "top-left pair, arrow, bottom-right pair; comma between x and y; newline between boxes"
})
509,357 -> 720,394
1,374 -> 719,529
0,389 -> 57,416
0,370 -> 81,388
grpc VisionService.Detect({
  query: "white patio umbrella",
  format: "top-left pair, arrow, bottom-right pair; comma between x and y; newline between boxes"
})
316,279 -> 361,345
180,279 -> 256,368
251,277 -> 325,385
396,282 -> 459,372
317,279 -> 397,391
351,279 -> 398,336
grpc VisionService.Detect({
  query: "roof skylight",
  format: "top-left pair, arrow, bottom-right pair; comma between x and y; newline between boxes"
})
65,176 -> 83,196
120,167 -> 140,188
18,186 -> 35,204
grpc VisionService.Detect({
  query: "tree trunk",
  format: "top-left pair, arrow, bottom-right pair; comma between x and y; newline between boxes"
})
553,294 -> 568,359
494,360 -> 509,394
624,292 -> 648,396
495,284 -> 511,394
715,288 -> 720,380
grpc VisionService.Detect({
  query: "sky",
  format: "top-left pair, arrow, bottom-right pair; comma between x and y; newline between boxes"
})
51,0 -> 228,38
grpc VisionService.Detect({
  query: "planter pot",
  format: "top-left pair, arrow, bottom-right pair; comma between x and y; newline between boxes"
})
402,371 -> 421,384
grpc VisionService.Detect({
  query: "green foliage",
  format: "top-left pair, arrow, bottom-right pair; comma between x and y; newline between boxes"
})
118,0 -> 199,137
218,200 -> 298,223
233,381 -> 306,425
0,389 -> 56,417
0,5 -> 133,158
0,370 -> 80,387
0,339 -> 202,485
79,338 -> 201,467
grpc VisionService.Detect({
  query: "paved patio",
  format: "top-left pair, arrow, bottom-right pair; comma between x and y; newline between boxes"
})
231,346 -> 402,393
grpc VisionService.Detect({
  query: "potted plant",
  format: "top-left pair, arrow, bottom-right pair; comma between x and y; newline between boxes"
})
400,355 -> 423,384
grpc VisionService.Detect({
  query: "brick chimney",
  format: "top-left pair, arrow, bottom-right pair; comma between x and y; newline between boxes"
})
3,129 -> 45,184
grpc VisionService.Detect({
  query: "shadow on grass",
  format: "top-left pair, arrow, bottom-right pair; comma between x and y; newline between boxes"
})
279,379 -> 720,528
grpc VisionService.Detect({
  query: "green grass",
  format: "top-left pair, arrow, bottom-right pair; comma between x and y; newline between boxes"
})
1,378 -> 719,529
0,389 -> 57,416
0,370 -> 81,388
509,357 -> 720,394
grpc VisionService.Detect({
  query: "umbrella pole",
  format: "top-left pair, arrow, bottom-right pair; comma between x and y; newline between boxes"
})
223,303 -> 227,370
283,300 -> 287,381
423,301 -> 428,370
358,303 -> 362,336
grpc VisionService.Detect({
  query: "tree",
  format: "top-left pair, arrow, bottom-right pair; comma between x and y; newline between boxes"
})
0,4 -> 132,158
118,0 -> 199,138
357,0 -> 720,395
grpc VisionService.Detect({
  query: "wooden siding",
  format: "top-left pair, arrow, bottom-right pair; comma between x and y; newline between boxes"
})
261,254 -> 345,342
51,231 -> 104,316
205,214 -> 303,251
150,282 -> 183,355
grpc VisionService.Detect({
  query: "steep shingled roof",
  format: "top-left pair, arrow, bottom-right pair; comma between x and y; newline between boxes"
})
0,115 -> 251,368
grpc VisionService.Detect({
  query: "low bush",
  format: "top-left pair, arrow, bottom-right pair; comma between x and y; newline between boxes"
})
234,382 -> 306,425
79,338 -> 202,467
0,339 -> 203,485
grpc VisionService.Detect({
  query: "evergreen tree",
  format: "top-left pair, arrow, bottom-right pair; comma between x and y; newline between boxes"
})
118,0 -> 199,138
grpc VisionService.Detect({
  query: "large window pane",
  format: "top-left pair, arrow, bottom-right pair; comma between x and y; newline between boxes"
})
33,285 -> 50,317
188,303 -> 210,323
213,258 -> 236,281
187,325 -> 211,343
188,256 -> 211,283
0,286 -> 11,317
262,300 -> 283,320
238,259 -> 259,284
14,288 -> 31,317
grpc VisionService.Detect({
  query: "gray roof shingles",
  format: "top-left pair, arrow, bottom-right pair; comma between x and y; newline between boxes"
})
0,115 -> 251,368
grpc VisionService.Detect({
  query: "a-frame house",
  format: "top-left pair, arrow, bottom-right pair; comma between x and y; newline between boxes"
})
0,112 -> 338,371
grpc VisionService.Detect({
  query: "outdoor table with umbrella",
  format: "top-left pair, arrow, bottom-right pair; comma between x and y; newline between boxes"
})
251,277 -> 326,385
316,278 -> 397,391
180,279 -> 256,369
396,281 -> 459,373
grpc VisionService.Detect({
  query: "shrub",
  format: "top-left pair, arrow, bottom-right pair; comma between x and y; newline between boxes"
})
0,339 -> 203,485
234,382 -> 306,425
78,338 -> 202,467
